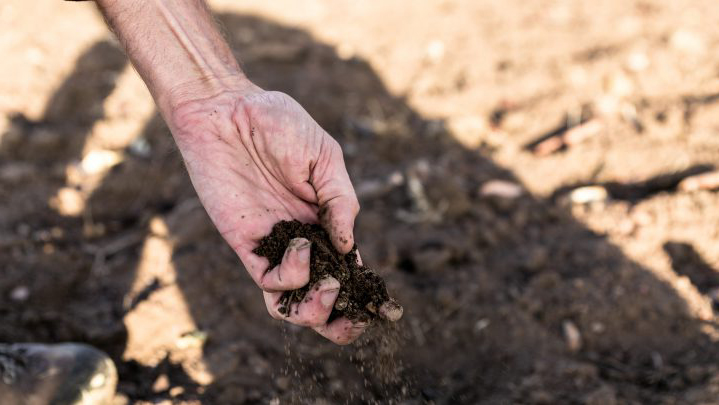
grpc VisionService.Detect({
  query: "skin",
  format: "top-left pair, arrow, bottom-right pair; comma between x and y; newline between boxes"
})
92,0 -> 394,344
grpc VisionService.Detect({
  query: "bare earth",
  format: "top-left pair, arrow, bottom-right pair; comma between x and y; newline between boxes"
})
2,1 -> 719,403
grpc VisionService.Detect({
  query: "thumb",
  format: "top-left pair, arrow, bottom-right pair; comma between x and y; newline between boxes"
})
312,138 -> 360,254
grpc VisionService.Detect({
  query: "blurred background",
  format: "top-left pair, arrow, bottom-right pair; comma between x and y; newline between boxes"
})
2,0 -> 719,403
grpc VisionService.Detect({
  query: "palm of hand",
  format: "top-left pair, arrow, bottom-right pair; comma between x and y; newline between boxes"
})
169,89 -> 363,344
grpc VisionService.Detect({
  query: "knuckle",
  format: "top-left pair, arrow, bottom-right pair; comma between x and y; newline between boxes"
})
350,197 -> 361,216
297,308 -> 324,327
257,274 -> 272,291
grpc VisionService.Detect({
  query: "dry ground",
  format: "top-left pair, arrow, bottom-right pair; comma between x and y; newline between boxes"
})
2,0 -> 719,403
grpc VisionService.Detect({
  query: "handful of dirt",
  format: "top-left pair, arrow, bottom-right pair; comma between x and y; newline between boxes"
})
253,220 -> 403,323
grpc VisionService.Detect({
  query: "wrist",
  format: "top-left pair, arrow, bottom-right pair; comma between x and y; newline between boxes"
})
159,72 -> 259,114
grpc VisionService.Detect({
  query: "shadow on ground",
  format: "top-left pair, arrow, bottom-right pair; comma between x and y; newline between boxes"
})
2,12 -> 719,404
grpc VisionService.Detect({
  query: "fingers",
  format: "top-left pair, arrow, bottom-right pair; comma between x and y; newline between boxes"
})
378,298 -> 404,322
263,277 -> 340,326
313,317 -> 368,345
256,237 -> 312,292
312,139 -> 360,254
320,194 -> 359,254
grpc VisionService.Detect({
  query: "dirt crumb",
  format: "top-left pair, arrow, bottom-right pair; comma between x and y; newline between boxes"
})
253,220 -> 399,322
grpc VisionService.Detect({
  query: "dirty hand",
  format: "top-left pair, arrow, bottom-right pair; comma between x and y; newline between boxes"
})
169,84 -> 366,344
92,0 -> 378,344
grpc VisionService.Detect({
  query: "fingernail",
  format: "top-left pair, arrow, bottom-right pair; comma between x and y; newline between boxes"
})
379,299 -> 404,322
320,288 -> 339,308
351,322 -> 368,331
290,238 -> 311,264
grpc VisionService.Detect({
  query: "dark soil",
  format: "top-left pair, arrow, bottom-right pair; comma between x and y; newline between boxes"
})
253,220 -> 393,322
6,4 -> 719,404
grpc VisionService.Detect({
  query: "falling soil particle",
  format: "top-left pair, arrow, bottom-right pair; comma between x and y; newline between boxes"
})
253,220 -> 399,322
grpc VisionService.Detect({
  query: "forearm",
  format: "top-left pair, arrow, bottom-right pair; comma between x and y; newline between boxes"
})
95,0 -> 249,115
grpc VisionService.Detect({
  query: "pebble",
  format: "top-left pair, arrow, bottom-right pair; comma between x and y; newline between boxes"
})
169,386 -> 184,397
590,322 -> 605,333
562,320 -> 582,352
51,187 -> 85,216
10,285 -> 29,302
152,374 -> 170,392
80,150 -> 123,175
569,186 -> 608,204
678,170 -> 719,191
175,330 -> 207,349
474,318 -> 490,333
127,137 -> 152,158
480,180 -> 523,199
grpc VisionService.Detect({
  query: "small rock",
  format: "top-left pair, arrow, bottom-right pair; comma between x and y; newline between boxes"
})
569,186 -> 608,204
9,286 -> 29,302
474,318 -> 490,333
149,217 -> 169,237
678,170 -> 719,191
563,119 -> 603,146
533,135 -> 565,156
169,386 -> 184,397
175,330 -> 207,349
480,180 -> 523,199
388,171 -> 404,186
651,351 -> 663,369
50,188 -> 85,216
562,320 -> 582,352
152,374 -> 170,392
127,137 -> 151,158
81,150 -> 123,175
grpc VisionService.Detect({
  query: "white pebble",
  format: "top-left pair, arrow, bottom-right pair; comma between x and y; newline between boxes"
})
480,180 -> 523,199
569,186 -> 608,204
563,320 -> 582,352
10,286 -> 29,302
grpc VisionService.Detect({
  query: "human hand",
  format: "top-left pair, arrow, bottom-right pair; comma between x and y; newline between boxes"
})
168,83 -> 366,344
